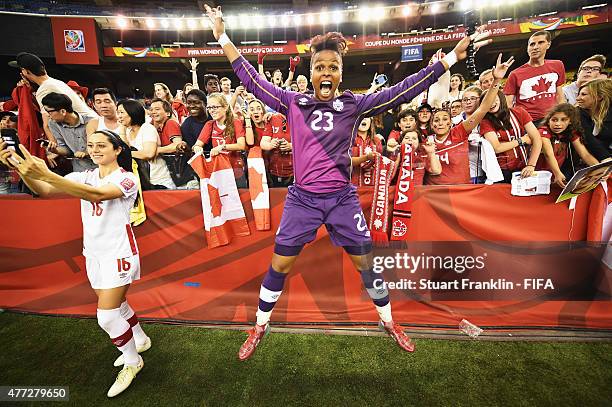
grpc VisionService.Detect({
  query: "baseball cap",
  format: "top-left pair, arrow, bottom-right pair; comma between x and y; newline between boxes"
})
417,103 -> 433,113
8,52 -> 45,73
67,80 -> 89,99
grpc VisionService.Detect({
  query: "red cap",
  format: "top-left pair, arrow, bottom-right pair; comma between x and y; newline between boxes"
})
66,80 -> 88,99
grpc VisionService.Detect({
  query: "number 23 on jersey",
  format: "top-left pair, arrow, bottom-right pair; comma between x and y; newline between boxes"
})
310,110 -> 334,131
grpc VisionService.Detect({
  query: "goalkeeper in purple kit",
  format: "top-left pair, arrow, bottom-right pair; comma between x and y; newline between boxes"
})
204,4 -> 491,360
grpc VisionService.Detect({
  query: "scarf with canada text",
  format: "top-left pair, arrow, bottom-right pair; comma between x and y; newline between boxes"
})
390,143 -> 415,241
369,155 -> 396,246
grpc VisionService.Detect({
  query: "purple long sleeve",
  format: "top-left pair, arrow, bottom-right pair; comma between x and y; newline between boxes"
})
355,61 -> 447,116
231,55 -> 297,116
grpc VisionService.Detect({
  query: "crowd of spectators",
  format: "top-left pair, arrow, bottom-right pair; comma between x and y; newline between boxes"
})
1,29 -> 610,195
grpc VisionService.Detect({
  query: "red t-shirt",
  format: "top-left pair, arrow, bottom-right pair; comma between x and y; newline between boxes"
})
503,60 -> 565,120
424,124 -> 470,185
264,114 -> 293,178
480,107 -> 532,171
351,134 -> 383,186
197,119 -> 246,178
158,119 -> 182,146
536,126 -> 579,171
388,129 -> 401,142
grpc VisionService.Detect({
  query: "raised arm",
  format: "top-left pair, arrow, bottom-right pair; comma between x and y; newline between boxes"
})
463,54 -> 515,134
10,145 -> 125,202
205,5 -> 294,114
189,58 -> 200,89
356,29 -> 491,116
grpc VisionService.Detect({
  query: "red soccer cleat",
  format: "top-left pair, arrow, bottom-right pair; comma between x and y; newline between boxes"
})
238,323 -> 270,361
379,320 -> 415,352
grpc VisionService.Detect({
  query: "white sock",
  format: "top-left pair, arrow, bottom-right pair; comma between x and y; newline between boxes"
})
376,303 -> 393,323
97,308 -> 140,366
256,309 -> 272,326
119,301 -> 148,346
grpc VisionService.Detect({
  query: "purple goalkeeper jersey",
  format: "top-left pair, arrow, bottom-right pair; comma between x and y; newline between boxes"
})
232,55 -> 446,193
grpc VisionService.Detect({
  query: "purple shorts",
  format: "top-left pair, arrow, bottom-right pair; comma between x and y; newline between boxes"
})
275,184 -> 372,251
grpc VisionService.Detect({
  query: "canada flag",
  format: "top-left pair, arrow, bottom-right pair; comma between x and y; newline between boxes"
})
189,153 -> 250,248
247,146 -> 270,231
518,73 -> 558,101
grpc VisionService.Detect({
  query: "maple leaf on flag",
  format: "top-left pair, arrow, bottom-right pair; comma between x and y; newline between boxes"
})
207,183 -> 223,218
531,76 -> 553,94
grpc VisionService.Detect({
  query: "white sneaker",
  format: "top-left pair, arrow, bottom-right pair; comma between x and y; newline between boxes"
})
107,355 -> 144,398
113,336 -> 151,367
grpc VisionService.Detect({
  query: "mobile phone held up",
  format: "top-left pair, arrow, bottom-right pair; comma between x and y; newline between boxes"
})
374,74 -> 388,87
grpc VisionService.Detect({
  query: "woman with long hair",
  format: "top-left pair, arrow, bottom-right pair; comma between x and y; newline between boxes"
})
193,92 -> 247,187
449,73 -> 465,101
479,88 -> 543,182
576,79 -> 612,161
0,131 -> 150,398
351,117 -> 383,186
537,103 -> 599,187
117,99 -> 175,190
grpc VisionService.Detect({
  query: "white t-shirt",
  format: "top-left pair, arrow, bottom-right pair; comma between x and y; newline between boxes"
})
36,77 -> 97,117
65,167 -> 139,259
96,117 -> 120,132
127,122 -> 175,189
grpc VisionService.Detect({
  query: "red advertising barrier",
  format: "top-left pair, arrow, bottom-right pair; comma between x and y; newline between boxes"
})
103,8 -> 610,59
0,185 -> 610,330
51,17 -> 100,65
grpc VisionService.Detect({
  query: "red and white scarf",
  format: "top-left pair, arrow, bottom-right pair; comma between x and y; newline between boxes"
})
189,153 -> 250,248
369,155 -> 396,246
247,146 -> 271,231
390,144 -> 416,241
358,145 -> 376,187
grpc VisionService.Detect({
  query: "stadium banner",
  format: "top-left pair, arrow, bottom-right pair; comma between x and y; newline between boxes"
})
401,45 -> 423,62
102,8 -> 609,59
0,184 -> 610,331
51,17 -> 100,65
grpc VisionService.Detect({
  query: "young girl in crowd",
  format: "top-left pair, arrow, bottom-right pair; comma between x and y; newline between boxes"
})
425,54 -> 515,185
0,132 -> 150,398
193,92 -> 247,187
449,73 -> 465,101
351,117 -> 383,186
537,103 -> 599,187
394,130 -> 441,186
386,109 -> 418,157
479,88 -> 543,182
416,103 -> 433,139
117,99 -> 175,190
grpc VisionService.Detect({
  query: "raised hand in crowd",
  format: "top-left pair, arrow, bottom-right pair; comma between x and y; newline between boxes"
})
448,26 -> 491,64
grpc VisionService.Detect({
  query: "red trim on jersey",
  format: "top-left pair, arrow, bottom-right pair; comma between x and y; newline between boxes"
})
126,224 -> 137,255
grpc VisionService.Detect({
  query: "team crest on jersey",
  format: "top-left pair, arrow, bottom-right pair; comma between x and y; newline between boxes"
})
333,99 -> 344,112
120,178 -> 135,191
298,97 -> 309,105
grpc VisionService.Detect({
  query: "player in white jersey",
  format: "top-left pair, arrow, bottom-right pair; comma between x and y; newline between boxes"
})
0,129 -> 150,398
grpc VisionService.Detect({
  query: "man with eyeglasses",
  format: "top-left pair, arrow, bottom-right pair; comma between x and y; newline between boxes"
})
41,92 -> 98,172
563,55 -> 606,105
503,30 -> 566,124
